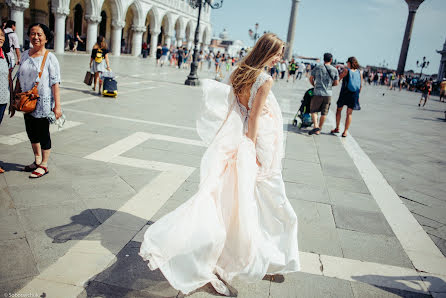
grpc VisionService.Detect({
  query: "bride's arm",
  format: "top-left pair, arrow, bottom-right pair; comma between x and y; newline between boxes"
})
246,79 -> 273,144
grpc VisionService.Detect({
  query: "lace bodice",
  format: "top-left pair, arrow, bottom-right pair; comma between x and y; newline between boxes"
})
248,71 -> 272,110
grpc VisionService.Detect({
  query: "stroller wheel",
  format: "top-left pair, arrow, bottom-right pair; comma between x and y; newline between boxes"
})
292,120 -> 297,127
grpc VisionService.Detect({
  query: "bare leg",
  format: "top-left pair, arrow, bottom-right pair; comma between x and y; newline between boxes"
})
93,72 -> 99,90
319,115 -> 326,130
311,113 -> 319,128
335,107 -> 342,130
343,108 -> 353,136
40,149 -> 51,167
31,143 -> 42,165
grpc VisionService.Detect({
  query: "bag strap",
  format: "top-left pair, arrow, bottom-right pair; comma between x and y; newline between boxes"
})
36,50 -> 49,83
324,64 -> 334,81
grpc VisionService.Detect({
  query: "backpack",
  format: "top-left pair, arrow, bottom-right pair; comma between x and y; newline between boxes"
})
2,32 -> 12,54
95,48 -> 103,63
347,69 -> 361,92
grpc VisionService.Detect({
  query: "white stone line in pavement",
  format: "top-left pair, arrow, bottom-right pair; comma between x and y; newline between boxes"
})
84,132 -> 151,162
18,133 -> 195,296
63,108 -> 196,131
324,112 -> 446,277
0,120 -> 83,145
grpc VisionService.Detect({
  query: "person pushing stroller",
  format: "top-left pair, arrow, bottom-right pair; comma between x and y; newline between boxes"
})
308,53 -> 339,135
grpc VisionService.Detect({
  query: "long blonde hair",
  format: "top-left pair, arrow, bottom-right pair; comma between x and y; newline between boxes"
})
230,33 -> 284,98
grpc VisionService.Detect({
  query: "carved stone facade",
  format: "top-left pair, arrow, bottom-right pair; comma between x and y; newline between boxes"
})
2,0 -> 212,57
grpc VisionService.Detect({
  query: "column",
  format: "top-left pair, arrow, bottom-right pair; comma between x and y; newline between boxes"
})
285,0 -> 300,61
85,14 -> 101,54
53,8 -> 69,54
131,26 -> 145,56
164,34 -> 172,49
187,38 -> 193,50
149,29 -> 160,58
6,0 -> 29,47
111,20 -> 125,56
396,0 -> 425,75
176,32 -> 184,48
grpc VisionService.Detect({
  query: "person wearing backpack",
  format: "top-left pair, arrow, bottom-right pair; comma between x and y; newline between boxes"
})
4,20 -> 21,69
308,53 -> 339,135
331,56 -> 362,137
89,35 -> 110,94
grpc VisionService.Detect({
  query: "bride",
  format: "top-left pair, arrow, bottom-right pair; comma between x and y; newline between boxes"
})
139,33 -> 300,296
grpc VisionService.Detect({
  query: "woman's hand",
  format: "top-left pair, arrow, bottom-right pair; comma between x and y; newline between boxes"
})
256,157 -> 261,167
53,105 -> 62,119
8,106 -> 15,118
106,67 -> 111,71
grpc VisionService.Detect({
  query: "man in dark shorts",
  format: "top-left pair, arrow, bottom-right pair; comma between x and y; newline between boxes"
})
308,53 -> 339,135
418,79 -> 432,107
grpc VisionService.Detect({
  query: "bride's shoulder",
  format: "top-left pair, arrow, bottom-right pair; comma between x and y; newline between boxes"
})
253,71 -> 273,89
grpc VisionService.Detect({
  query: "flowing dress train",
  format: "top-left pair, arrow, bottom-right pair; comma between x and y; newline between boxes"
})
139,72 -> 300,295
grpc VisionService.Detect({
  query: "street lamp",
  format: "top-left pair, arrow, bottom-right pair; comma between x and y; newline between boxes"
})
416,56 -> 429,78
248,23 -> 259,46
185,0 -> 224,86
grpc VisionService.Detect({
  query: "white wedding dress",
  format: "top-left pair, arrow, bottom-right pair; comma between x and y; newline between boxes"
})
139,71 -> 300,295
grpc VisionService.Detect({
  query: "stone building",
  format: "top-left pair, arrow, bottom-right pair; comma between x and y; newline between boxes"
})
1,0 -> 212,57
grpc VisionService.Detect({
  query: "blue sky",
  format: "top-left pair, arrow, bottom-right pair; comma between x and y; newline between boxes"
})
211,0 -> 446,75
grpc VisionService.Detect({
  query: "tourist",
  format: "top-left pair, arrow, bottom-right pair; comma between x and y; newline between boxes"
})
331,57 -> 362,137
0,28 -> 10,173
296,61 -> 305,80
4,20 -> 20,68
72,32 -> 83,52
308,53 -> 339,135
139,33 -> 299,297
287,58 -> 296,82
418,79 -> 432,107
160,44 -> 169,67
90,35 -> 111,94
11,23 -> 61,178
156,45 -> 162,66
440,78 -> 446,102
198,50 -> 204,70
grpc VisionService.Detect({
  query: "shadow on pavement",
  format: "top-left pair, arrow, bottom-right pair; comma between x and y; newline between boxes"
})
353,274 -> 445,297
0,161 -> 25,172
45,208 -> 226,297
412,117 -> 446,122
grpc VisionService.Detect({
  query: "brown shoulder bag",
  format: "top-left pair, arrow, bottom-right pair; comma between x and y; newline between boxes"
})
12,50 -> 49,113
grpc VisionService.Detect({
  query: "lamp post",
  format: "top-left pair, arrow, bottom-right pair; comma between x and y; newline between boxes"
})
248,23 -> 259,46
185,0 -> 223,86
416,56 -> 429,78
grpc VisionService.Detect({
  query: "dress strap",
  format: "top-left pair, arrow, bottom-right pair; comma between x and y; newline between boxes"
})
248,72 -> 272,110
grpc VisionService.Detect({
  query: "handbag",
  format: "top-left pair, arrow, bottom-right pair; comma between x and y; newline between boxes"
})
12,50 -> 49,113
84,71 -> 93,86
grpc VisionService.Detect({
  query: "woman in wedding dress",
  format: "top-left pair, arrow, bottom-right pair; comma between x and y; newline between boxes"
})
139,33 -> 299,296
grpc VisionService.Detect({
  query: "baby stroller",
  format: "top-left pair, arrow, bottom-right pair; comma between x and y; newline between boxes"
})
293,88 -> 314,128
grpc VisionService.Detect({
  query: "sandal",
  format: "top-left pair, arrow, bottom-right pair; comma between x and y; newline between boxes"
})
308,128 -> 321,135
342,132 -> 348,137
24,162 -> 39,172
331,128 -> 340,134
0,167 -> 4,174
29,165 -> 49,179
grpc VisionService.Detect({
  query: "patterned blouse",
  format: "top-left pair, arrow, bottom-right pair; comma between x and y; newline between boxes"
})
18,50 -> 61,118
0,51 -> 9,105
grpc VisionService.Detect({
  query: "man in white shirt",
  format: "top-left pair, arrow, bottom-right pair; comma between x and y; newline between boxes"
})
297,62 -> 305,80
4,20 -> 21,69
